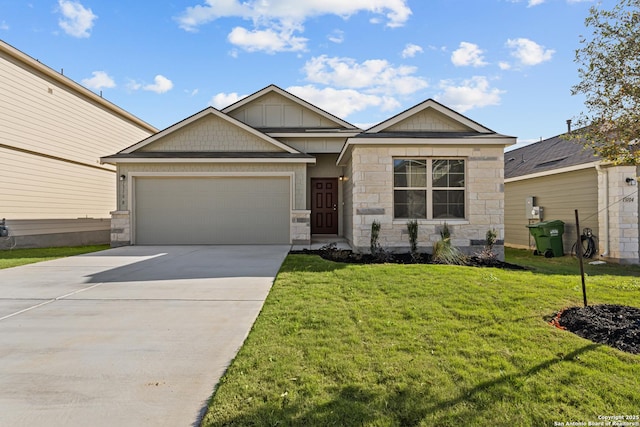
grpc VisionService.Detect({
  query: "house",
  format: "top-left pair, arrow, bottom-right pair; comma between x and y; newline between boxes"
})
0,39 -> 157,248
504,130 -> 640,264
101,85 -> 515,257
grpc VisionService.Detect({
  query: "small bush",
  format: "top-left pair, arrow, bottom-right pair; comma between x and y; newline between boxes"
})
406,219 -> 419,260
476,228 -> 498,261
370,221 -> 392,262
370,220 -> 381,254
432,222 -> 467,265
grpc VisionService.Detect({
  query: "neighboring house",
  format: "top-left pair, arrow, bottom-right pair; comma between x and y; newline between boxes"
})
0,40 -> 157,248
504,131 -> 640,264
102,85 -> 515,257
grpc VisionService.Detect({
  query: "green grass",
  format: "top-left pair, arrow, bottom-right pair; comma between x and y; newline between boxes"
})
202,248 -> 640,427
0,245 -> 109,269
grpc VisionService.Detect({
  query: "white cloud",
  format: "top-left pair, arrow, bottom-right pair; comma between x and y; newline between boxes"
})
126,80 -> 141,91
435,76 -> 504,112
81,71 -> 115,90
506,38 -> 555,66
451,42 -> 487,67
328,29 -> 344,44
176,0 -> 411,31
209,92 -> 247,109
227,24 -> 307,53
0,21 -> 9,31
141,75 -> 174,94
175,0 -> 411,52
528,0 -> 545,6
57,0 -> 97,38
401,43 -> 423,58
498,61 -> 511,70
303,55 -> 428,96
287,85 -> 400,118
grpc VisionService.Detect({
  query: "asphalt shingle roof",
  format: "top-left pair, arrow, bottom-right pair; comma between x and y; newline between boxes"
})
505,132 -> 599,179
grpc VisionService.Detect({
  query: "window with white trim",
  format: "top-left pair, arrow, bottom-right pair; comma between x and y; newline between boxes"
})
393,158 -> 466,219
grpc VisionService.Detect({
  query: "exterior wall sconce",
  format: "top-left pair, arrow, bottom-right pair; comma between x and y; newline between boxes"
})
120,174 -> 126,181
625,177 -> 636,186
339,175 -> 344,181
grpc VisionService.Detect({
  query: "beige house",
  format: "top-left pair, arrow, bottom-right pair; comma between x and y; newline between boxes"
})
1,40 -> 157,248
504,132 -> 640,264
102,85 -> 515,257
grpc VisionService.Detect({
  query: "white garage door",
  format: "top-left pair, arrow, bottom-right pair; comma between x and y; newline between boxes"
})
134,176 -> 291,244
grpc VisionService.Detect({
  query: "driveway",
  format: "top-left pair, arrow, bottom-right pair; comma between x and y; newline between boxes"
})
0,245 -> 290,427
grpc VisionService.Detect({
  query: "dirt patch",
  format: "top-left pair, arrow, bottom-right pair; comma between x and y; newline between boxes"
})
551,305 -> 640,355
289,248 -> 526,270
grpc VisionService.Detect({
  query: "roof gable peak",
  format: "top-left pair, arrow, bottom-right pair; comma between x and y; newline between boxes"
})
365,98 -> 494,134
120,106 -> 299,154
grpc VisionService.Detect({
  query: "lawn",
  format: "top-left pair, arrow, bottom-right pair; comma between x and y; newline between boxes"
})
0,245 -> 109,269
202,248 -> 640,427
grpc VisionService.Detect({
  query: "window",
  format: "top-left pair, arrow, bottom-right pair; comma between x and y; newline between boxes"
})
393,158 -> 465,219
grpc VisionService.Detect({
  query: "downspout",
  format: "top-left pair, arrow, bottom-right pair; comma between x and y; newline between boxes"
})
596,164 -> 609,257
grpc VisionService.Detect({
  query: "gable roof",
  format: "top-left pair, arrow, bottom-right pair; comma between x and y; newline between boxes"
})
118,106 -> 301,154
505,131 -> 599,179
364,98 -> 497,135
222,84 -> 360,131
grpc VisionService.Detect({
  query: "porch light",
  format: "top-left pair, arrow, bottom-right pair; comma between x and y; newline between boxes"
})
626,177 -> 636,186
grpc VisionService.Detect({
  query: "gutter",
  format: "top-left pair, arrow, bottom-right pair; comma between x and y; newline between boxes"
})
596,164 -> 609,258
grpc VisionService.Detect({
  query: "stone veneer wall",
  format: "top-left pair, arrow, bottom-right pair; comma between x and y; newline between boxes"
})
598,165 -> 639,264
291,210 -> 311,244
347,145 -> 505,259
110,210 -> 130,247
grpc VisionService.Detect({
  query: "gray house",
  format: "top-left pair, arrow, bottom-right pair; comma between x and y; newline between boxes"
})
504,131 -> 640,264
102,85 -> 515,256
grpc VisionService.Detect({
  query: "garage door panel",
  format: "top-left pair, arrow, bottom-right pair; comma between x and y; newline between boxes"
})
134,177 -> 290,244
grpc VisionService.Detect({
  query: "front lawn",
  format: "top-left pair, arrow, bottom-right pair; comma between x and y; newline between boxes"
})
0,245 -> 109,269
202,249 -> 640,426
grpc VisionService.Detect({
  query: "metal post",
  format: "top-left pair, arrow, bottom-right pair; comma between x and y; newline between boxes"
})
575,209 -> 588,307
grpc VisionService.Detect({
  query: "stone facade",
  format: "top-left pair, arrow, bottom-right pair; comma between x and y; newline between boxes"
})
110,210 -> 130,247
345,145 -> 506,259
291,210 -> 311,244
598,165 -> 639,264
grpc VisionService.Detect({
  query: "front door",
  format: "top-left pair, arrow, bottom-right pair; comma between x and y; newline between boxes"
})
311,178 -> 338,234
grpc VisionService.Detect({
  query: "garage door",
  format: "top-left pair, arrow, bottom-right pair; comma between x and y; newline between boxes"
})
134,176 -> 290,244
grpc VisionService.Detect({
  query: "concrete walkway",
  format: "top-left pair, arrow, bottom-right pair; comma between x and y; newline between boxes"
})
0,245 -> 290,427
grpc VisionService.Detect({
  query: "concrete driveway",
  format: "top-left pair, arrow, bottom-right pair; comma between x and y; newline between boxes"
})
0,245 -> 290,427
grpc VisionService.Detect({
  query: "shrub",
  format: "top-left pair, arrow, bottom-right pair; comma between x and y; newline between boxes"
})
476,228 -> 498,261
370,220 -> 381,254
406,219 -> 419,260
432,222 -> 467,265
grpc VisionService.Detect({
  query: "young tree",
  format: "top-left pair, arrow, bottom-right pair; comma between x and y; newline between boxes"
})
571,0 -> 640,164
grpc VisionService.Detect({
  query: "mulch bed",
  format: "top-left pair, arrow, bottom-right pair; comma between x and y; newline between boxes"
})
551,305 -> 640,355
289,248 -> 527,270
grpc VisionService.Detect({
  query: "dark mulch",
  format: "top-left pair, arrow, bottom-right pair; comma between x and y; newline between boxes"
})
551,305 -> 640,354
289,248 -> 527,270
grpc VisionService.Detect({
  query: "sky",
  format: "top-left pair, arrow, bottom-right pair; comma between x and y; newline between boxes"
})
0,0 -> 615,148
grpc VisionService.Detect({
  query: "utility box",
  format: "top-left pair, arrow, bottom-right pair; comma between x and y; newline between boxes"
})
526,220 -> 565,258
525,196 -> 543,220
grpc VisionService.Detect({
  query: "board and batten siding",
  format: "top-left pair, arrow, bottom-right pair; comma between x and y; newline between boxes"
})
504,168 -> 599,253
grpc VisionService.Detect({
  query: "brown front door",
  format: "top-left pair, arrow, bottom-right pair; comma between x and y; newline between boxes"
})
311,178 -> 338,234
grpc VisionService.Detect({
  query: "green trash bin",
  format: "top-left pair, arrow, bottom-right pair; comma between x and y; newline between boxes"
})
526,220 -> 565,258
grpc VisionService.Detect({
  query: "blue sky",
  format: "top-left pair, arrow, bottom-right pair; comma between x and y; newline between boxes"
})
0,0 -> 611,147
